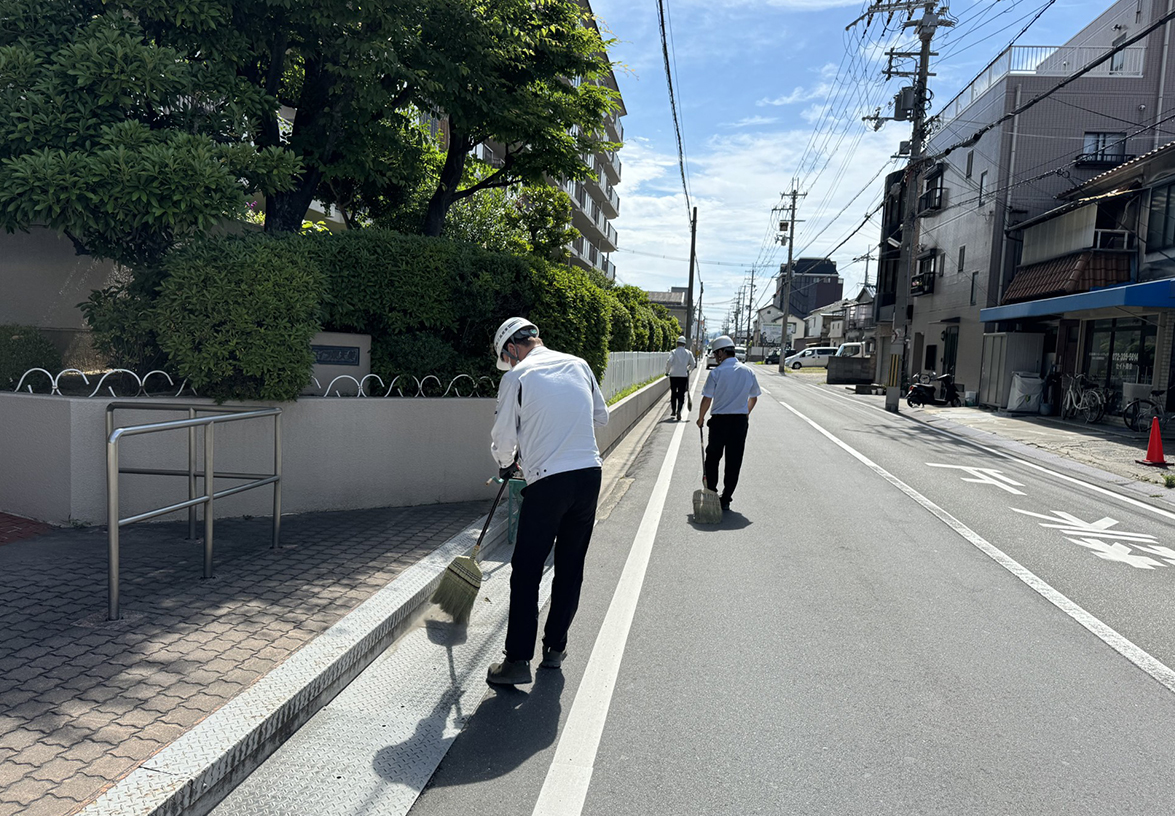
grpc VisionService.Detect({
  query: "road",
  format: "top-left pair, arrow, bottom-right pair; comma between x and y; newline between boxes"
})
224,368 -> 1175,815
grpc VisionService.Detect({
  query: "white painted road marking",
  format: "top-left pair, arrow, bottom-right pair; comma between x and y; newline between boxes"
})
779,398 -> 1175,696
926,463 -> 1027,494
531,383 -> 691,816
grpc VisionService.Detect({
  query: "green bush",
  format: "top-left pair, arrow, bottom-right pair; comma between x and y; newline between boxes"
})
153,236 -> 323,402
607,296 -> 633,351
0,324 -> 61,390
528,261 -> 611,378
79,285 -> 167,372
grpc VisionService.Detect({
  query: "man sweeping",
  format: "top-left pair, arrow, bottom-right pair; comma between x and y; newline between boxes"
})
665,335 -> 696,421
695,335 -> 760,512
486,317 -> 609,686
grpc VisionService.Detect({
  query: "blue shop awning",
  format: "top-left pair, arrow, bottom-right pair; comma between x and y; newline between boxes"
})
980,278 -> 1175,322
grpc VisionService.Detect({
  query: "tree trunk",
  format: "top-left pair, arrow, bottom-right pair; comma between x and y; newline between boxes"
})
265,169 -> 324,233
422,131 -> 469,237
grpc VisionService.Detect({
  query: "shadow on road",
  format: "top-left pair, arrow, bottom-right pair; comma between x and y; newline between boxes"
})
687,510 -> 752,530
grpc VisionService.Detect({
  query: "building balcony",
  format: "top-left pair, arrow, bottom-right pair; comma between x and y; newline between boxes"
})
911,271 -> 936,296
599,149 -> 622,184
1074,152 -> 1137,168
932,44 -> 1146,132
571,205 -> 618,253
585,168 -> 620,218
604,114 -> 624,143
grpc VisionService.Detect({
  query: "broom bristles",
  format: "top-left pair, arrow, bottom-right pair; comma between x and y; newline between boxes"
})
432,554 -> 483,623
693,487 -> 723,524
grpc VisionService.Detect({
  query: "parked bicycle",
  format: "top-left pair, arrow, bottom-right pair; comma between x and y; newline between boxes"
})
1061,373 -> 1105,423
1122,385 -> 1175,432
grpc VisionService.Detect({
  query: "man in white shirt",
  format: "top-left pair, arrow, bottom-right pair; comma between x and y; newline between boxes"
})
665,335 -> 696,421
487,317 -> 609,686
695,335 -> 760,512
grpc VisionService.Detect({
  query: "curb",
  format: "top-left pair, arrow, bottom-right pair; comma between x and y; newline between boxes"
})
80,513 -> 509,816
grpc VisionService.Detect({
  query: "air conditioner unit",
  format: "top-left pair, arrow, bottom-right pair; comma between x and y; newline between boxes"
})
899,141 -> 911,155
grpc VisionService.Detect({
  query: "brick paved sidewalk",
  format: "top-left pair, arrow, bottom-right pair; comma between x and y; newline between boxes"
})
0,502 -> 486,816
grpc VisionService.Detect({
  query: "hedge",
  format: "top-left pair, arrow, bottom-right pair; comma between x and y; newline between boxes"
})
0,325 -> 61,390
153,236 -> 323,402
84,229 -> 679,401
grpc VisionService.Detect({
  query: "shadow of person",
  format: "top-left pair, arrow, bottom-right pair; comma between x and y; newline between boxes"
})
423,669 -> 565,788
687,510 -> 753,530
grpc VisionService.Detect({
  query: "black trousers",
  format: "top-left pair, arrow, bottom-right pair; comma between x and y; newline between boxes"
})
505,466 -> 602,662
669,376 -> 689,414
704,414 -> 749,502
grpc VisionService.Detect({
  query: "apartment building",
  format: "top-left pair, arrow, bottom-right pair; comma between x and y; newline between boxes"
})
875,0 -> 1175,396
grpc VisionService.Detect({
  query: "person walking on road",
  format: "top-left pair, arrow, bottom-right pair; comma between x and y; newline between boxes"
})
696,335 -> 760,512
487,317 -> 609,686
665,335 -> 696,421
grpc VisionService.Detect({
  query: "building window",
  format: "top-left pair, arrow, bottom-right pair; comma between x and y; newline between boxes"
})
1148,181 -> 1175,251
977,171 -> 988,205
917,252 -> 938,279
1080,132 -> 1127,164
970,271 -> 978,306
957,245 -> 966,274
965,151 -> 974,179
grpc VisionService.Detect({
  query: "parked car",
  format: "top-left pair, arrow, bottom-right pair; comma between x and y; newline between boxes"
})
835,342 -> 869,358
706,347 -> 718,368
734,345 -> 747,362
764,348 -> 781,365
784,346 -> 839,369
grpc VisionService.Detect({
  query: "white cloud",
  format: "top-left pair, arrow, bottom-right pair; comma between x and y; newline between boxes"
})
722,115 -> 780,128
757,84 -> 832,107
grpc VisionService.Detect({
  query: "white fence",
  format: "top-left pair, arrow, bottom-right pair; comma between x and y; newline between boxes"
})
601,351 -> 672,402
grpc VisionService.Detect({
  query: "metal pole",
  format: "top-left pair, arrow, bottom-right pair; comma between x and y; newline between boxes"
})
203,422 -> 215,579
188,407 -> 197,540
685,207 -> 697,347
272,412 -> 282,549
106,434 -> 120,620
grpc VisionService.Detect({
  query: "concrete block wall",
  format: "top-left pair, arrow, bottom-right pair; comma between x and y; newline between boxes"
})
0,377 -> 670,526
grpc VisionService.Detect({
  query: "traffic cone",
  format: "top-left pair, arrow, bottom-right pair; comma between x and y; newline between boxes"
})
1137,417 -> 1169,467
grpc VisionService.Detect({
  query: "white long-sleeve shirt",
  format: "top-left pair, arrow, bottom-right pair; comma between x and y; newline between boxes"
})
665,346 -> 696,377
491,346 -> 609,484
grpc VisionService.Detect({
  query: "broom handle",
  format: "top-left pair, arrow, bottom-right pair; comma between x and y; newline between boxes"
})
699,426 -> 707,489
471,475 -> 512,559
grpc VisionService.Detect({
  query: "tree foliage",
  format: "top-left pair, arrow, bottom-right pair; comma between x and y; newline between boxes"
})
0,0 -> 298,268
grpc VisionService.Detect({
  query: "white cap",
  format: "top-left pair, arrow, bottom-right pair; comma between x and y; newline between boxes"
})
710,335 -> 734,351
493,317 -> 539,371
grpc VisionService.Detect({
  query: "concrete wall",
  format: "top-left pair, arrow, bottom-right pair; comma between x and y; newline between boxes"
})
0,377 -> 669,526
827,357 -> 873,385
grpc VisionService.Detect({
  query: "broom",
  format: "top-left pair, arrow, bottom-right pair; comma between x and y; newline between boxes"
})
433,474 -> 511,623
693,426 -> 723,523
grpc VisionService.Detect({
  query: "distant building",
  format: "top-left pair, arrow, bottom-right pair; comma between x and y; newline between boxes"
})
775,258 -> 843,320
646,286 -> 689,333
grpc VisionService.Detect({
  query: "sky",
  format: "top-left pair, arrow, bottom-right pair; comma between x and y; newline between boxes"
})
589,0 -> 1122,336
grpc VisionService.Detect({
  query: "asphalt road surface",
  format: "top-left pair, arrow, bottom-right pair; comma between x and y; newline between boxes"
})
408,369 -> 1175,816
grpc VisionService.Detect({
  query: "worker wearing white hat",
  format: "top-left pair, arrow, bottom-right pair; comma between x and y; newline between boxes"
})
696,335 -> 760,511
486,317 -> 609,686
665,335 -> 696,421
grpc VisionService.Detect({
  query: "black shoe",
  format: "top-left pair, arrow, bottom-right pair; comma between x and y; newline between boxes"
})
720,497 -> 731,511
487,657 -> 533,686
540,646 -> 566,669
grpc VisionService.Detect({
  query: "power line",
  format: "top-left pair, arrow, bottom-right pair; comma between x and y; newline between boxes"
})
654,0 -> 692,218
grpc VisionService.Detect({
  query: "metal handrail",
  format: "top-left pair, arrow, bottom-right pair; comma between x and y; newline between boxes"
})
105,403 -> 282,619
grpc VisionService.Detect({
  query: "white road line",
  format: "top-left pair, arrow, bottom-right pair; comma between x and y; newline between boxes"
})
779,398 -> 1175,697
530,399 -> 690,816
777,376 -> 1175,523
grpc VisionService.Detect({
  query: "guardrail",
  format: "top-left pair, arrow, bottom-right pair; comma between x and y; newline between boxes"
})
105,402 -> 282,619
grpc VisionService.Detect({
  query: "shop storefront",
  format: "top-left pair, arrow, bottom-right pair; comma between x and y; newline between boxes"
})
1081,317 -> 1157,400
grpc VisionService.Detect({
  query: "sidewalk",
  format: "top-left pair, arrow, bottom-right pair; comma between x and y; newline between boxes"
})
0,503 -> 486,816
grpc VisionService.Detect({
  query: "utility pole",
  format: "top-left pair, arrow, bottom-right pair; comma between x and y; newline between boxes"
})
746,268 -> 756,351
776,187 -> 805,373
853,252 -> 877,291
852,0 -> 951,411
685,207 -> 697,349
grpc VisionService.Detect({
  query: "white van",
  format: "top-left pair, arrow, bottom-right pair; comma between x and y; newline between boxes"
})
783,346 -> 839,369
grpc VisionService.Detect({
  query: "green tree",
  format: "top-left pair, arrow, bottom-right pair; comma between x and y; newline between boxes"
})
0,0 -> 298,268
416,0 -> 618,236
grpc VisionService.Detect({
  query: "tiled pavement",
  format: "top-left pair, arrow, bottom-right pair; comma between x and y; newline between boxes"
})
0,512 -> 51,546
0,503 -> 485,816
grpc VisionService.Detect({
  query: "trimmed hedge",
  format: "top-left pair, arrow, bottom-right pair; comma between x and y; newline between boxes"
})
153,236 -> 323,402
86,228 -> 679,401
0,324 -> 61,390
